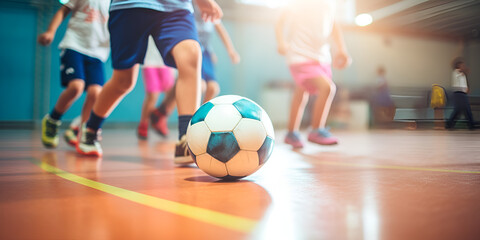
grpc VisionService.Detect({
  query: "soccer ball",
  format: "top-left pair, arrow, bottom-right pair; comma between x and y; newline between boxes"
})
186,95 -> 275,180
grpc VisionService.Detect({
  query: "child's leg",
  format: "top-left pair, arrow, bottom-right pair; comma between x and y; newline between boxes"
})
307,75 -> 338,145
171,40 -> 202,138
52,80 -> 85,117
41,79 -> 84,148
77,67 -> 138,156
284,86 -> 308,148
156,83 -> 177,115
204,80 -> 220,103
170,39 -> 202,164
151,84 -> 176,137
288,86 -> 309,132
140,92 -> 160,125
92,66 -> 140,118
201,50 -> 218,103
64,84 -> 102,147
81,84 -> 102,123
138,92 -> 160,139
310,76 -> 336,129
171,40 -> 201,116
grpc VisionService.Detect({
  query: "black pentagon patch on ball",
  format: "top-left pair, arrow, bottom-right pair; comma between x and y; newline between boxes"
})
191,102 -> 214,125
219,175 -> 245,181
258,136 -> 274,165
207,132 -> 240,163
232,99 -> 262,121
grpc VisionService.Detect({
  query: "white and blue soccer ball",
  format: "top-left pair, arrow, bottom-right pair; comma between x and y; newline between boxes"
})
186,95 -> 275,180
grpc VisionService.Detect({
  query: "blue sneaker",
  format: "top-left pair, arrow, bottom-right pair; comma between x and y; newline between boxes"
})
284,131 -> 304,148
308,128 -> 338,145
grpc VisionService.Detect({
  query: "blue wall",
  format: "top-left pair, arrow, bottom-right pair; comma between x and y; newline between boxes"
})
0,1 -> 290,124
0,3 -> 37,121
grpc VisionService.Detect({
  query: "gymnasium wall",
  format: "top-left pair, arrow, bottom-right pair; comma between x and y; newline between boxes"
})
0,1 -> 477,125
465,41 -> 480,95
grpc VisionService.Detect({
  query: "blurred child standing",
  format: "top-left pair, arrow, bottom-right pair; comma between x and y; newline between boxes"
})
38,0 -> 109,148
276,0 -> 351,148
137,36 -> 175,140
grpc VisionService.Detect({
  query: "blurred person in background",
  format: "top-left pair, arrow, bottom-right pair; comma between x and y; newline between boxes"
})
372,66 -> 395,126
276,0 -> 351,148
446,57 -> 475,130
137,37 -> 175,140
38,0 -> 110,149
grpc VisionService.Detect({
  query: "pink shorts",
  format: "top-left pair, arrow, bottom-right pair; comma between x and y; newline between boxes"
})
289,61 -> 332,94
142,66 -> 175,93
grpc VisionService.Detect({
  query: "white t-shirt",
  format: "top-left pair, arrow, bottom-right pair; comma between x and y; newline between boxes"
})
284,0 -> 336,64
143,36 -> 165,67
58,0 -> 110,62
451,69 -> 468,93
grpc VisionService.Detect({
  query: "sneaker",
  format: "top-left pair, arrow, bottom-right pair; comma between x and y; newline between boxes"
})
64,127 -> 79,147
76,124 -> 102,157
137,122 -> 148,140
308,128 -> 338,145
174,135 -> 194,164
41,114 -> 61,148
150,109 -> 169,137
284,131 -> 304,148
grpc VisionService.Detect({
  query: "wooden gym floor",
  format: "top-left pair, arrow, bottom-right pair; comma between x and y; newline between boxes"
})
0,128 -> 479,240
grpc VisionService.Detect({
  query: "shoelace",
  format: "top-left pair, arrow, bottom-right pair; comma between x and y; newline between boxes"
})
287,132 -> 301,142
318,128 -> 332,137
178,138 -> 190,156
45,121 -> 58,137
85,131 -> 98,145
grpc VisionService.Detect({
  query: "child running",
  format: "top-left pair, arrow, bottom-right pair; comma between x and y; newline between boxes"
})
137,36 -> 175,140
193,2 -> 240,103
276,0 -> 351,148
76,0 -> 223,165
150,2 -> 240,128
38,0 -> 109,148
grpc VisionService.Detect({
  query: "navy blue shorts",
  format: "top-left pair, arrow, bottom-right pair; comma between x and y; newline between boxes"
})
108,8 -> 198,69
201,50 -> 216,82
60,49 -> 105,89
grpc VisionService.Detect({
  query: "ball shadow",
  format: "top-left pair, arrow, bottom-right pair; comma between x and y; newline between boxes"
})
184,175 -> 251,183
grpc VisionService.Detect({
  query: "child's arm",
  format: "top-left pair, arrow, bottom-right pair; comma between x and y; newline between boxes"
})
194,0 -> 223,22
275,9 -> 288,56
214,22 -> 240,64
37,5 -> 71,46
331,21 -> 351,69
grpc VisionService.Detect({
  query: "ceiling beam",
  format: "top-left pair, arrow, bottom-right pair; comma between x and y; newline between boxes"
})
369,0 -> 428,20
391,0 -> 479,26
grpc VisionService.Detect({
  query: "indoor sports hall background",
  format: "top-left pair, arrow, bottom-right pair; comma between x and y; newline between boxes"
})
1,0 -> 480,239
2,0 -> 479,126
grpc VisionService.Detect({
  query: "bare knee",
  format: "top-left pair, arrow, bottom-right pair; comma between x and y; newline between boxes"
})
327,82 -> 336,96
172,40 -> 201,80
207,81 -> 220,96
318,81 -> 336,96
111,68 -> 138,93
86,85 -> 102,101
67,80 -> 85,98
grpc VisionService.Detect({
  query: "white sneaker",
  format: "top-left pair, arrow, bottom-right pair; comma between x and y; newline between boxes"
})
76,124 -> 103,157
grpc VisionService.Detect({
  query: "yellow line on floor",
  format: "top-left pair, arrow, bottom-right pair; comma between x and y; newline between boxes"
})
300,153 -> 480,174
32,159 -> 257,233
